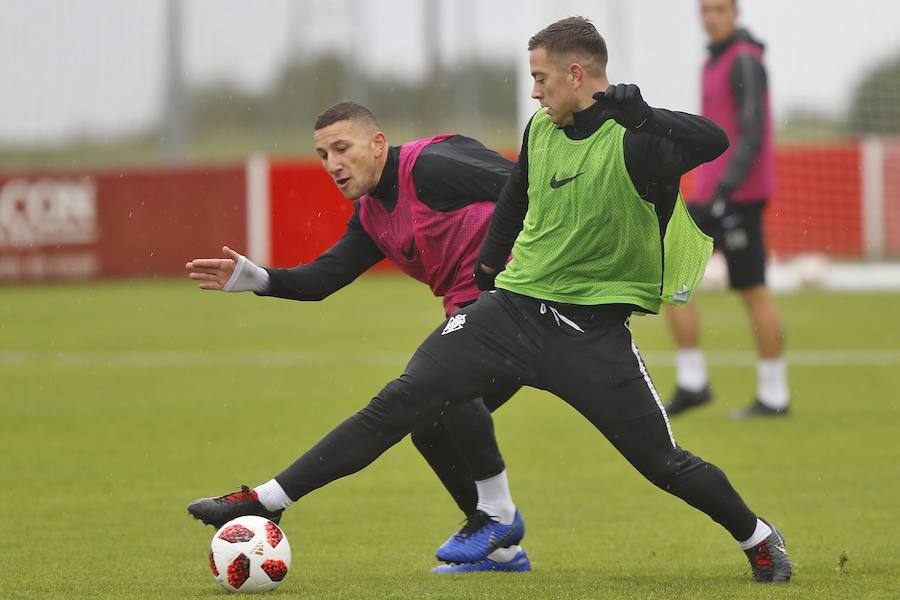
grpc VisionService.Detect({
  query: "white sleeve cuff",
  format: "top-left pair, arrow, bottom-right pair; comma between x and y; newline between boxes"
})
222,253 -> 270,293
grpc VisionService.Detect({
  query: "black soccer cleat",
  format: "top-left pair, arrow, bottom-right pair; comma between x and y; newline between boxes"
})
731,399 -> 789,420
744,519 -> 792,583
664,385 -> 713,416
187,485 -> 284,529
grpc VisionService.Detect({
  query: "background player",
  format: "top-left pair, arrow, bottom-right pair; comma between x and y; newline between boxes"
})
186,102 -> 529,572
664,0 -> 789,418
188,17 -> 792,583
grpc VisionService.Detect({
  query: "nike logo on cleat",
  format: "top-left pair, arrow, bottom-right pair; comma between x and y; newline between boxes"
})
550,172 -> 584,189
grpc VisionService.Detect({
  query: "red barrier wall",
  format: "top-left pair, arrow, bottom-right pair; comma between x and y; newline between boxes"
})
0,140 -> 892,285
268,159 -> 353,268
767,144 -> 862,256
680,143 -> 863,258
0,166 -> 245,283
884,141 -> 900,256
268,158 -> 394,270
269,144 -> 869,269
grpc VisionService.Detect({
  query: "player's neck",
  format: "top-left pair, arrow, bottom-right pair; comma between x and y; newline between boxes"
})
573,78 -> 609,114
370,148 -> 390,194
709,26 -> 738,48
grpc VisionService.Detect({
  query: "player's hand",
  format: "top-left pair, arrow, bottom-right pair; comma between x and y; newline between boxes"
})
709,192 -> 730,220
474,261 -> 498,291
592,84 -> 652,129
186,246 -> 269,292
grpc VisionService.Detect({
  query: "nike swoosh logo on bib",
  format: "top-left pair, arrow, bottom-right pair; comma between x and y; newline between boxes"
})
549,172 -> 584,189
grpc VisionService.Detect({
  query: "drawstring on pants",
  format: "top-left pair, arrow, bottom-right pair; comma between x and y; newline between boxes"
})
539,302 -> 585,333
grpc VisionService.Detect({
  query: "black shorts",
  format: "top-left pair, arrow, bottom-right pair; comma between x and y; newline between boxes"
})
688,201 -> 768,290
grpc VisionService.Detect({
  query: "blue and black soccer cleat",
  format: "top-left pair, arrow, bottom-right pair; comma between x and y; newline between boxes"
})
431,548 -> 531,573
435,509 -> 525,564
187,485 -> 283,529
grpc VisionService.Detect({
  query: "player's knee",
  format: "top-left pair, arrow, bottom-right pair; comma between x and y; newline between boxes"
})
357,374 -> 446,433
640,447 -> 708,490
410,418 -> 444,452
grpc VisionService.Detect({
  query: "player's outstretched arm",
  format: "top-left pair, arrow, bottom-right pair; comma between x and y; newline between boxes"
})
186,246 -> 269,292
262,208 -> 385,302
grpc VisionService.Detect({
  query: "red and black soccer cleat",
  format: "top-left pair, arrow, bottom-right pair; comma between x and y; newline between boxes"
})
187,485 -> 284,529
744,519 -> 792,583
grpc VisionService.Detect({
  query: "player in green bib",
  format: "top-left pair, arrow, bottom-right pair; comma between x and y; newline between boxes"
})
496,109 -> 711,311
472,17 -> 789,582
183,16 -> 792,582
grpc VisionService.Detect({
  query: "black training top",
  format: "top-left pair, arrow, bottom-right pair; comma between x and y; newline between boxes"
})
478,101 -> 729,271
260,135 -> 512,301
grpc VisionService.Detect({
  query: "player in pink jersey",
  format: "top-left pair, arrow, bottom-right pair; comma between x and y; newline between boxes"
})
185,102 -> 529,572
664,0 -> 788,419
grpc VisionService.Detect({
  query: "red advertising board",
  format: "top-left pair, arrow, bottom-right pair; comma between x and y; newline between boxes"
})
0,165 -> 246,283
883,141 -> 900,256
767,144 -> 862,257
676,143 -> 863,257
268,159 -> 354,268
0,139 -> 894,285
268,158 -> 396,270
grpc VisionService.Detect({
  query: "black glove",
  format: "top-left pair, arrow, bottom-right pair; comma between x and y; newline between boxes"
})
474,261 -> 498,291
592,84 -> 652,130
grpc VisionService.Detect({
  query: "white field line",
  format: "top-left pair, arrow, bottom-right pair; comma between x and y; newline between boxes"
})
0,350 -> 406,368
1,349 -> 900,368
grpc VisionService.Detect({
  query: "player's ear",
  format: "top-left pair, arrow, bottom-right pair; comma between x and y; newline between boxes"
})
568,63 -> 585,89
371,131 -> 387,158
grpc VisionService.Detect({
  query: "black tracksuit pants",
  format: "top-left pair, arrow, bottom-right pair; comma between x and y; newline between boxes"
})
276,289 -> 758,541
409,384 -> 518,516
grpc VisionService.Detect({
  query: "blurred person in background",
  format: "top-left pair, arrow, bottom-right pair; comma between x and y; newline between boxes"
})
664,0 -> 789,419
185,102 -> 531,573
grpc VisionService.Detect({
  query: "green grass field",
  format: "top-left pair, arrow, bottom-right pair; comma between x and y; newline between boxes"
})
2,277 -> 898,599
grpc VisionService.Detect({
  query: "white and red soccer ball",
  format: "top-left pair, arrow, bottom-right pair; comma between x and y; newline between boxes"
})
209,516 -> 292,593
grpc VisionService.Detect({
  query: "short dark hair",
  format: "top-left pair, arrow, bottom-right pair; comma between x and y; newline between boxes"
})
528,16 -> 608,71
313,101 -> 379,131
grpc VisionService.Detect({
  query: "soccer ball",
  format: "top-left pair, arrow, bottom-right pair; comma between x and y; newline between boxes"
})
209,516 -> 292,593
793,252 -> 829,288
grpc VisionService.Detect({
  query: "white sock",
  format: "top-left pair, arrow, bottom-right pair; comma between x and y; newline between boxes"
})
487,545 -> 522,563
676,349 -> 708,392
738,518 -> 773,550
757,359 -> 789,409
475,470 -> 516,525
254,479 -> 293,512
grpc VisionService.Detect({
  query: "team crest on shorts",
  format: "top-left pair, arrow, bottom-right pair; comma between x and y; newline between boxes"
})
441,314 -> 466,335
